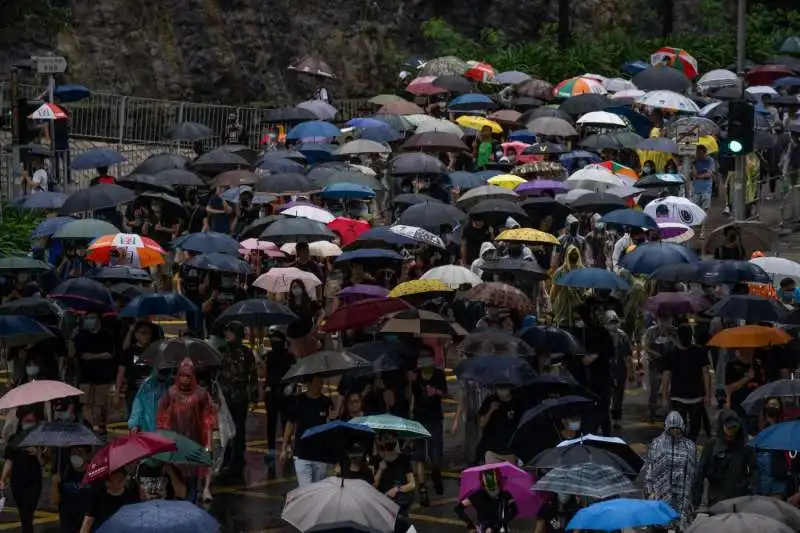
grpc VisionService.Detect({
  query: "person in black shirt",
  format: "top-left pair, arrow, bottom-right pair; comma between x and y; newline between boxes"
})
206,187 -> 234,234
461,218 -> 493,265
183,190 -> 206,234
411,351 -> 447,506
292,243 -> 326,288
0,407 -> 43,533
135,458 -> 186,501
713,226 -> 746,260
286,280 -> 324,358
264,329 -> 296,459
117,321 -> 158,417
80,469 -> 140,532
73,311 -> 118,434
201,274 -> 248,339
337,442 -> 374,484
374,432 -> 416,514
52,445 -> 92,533
725,348 -> 767,425
454,468 -> 518,532
478,385 -> 521,464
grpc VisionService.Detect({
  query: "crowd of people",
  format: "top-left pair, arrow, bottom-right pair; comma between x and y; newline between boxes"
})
2,48 -> 800,533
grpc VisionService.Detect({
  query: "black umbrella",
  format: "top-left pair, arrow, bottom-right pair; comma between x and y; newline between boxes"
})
314,170 -> 383,191
697,259 -> 772,284
391,193 -> 442,207
518,396 -> 595,426
468,199 -> 528,220
481,258 -> 549,282
190,150 -> 252,175
288,55 -> 336,78
454,355 -> 536,387
558,94 -> 612,116
164,122 -> 215,142
345,352 -> 403,379
521,197 -> 574,226
649,263 -> 701,283
298,422 -> 375,465
138,192 -> 187,217
132,153 -> 189,175
709,295 -> 787,323
511,396 -> 596,461
141,338 -> 224,369
515,78 -> 554,100
215,144 -> 259,163
255,173 -> 315,195
21,143 -> 52,157
518,107 -> 573,126
634,173 -> 685,189
0,256 -> 53,274
632,65 -> 691,92
58,184 -> 136,214
389,153 -> 448,175
260,217 -> 337,245
458,328 -> 535,357
155,169 -> 205,187
283,351 -> 370,381
432,75 -> 473,94
0,296 -> 63,320
580,132 -> 643,151
556,436 -> 645,474
402,132 -> 469,152
517,374 -> 597,400
397,201 -> 466,232
510,97 -> 544,109
569,192 -> 627,214
117,173 -> 175,194
214,298 -> 298,329
529,443 -> 638,475
86,265 -> 152,283
13,421 -> 103,448
238,215 -> 286,239
109,282 -> 152,303
711,86 -> 756,102
261,107 -> 317,123
184,252 -> 253,275
518,325 -> 584,354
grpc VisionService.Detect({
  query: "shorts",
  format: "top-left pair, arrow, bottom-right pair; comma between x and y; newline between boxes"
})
414,419 -> 443,463
692,191 -> 711,210
79,383 -> 111,410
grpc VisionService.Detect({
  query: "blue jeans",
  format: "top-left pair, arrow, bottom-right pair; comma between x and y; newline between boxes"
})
294,457 -> 327,486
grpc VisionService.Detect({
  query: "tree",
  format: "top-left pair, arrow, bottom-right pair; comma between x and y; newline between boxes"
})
661,0 -> 674,38
558,0 -> 571,49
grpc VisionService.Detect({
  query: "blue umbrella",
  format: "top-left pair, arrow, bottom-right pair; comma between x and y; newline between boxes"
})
448,93 -> 495,110
121,293 -> 198,318
12,192 -> 68,210
54,84 -> 91,103
50,278 -> 116,312
605,105 -> 651,138
96,500 -> 220,533
508,130 -> 537,143
446,171 -> 487,189
354,227 -> 417,247
752,421 -> 800,451
171,231 -> 241,255
71,148 -> 127,171
359,125 -> 404,143
600,208 -> 658,230
559,150 -> 602,173
454,354 -> 537,387
0,315 -> 54,348
295,143 -> 341,163
321,183 -> 375,200
556,267 -> 630,291
286,120 -> 341,140
567,499 -> 678,531
184,252 -> 253,275
335,249 -> 404,264
255,156 -> 305,174
697,259 -> 771,284
621,60 -> 649,76
773,76 -> 800,88
621,243 -> 699,275
346,117 -> 392,130
300,420 -> 375,464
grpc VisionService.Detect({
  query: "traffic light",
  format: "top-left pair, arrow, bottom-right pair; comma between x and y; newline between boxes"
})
724,99 -> 755,154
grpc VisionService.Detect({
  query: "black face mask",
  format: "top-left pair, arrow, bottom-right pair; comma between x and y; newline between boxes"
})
764,406 -> 781,418
381,441 -> 397,451
270,338 -> 285,349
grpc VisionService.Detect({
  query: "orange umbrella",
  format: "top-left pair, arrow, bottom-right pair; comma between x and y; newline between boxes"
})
87,233 -> 166,268
747,282 -> 777,300
707,325 -> 791,349
598,161 -> 638,180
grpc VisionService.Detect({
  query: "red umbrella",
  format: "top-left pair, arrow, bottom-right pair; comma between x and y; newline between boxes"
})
83,432 -> 177,483
320,297 -> 412,332
745,65 -> 796,86
328,217 -> 370,246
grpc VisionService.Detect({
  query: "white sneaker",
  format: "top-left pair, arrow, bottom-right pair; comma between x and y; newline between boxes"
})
723,206 -> 731,215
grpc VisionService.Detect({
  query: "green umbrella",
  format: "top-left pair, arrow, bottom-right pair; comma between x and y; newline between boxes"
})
52,219 -> 119,240
0,256 -> 54,273
349,414 -> 431,439
153,430 -> 212,466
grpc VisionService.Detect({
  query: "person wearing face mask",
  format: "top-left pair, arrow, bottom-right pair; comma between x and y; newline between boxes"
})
2,271 -> 32,303
286,280 -> 324,358
52,445 -> 92,533
337,442 -> 374,484
643,411 -> 696,531
0,407 -> 43,533
80,468 -> 140,533
778,277 -> 797,310
455,468 -> 518,533
263,329 -> 295,461
641,160 -> 657,177
205,185 -> 234,234
435,224 -> 459,266
470,242 -> 496,279
73,311 -> 118,435
142,201 -> 179,250
550,245 -> 585,327
755,398 -> 791,498
693,410 -> 759,508
477,383 -> 521,464
66,246 -> 92,280
725,347 -> 766,425
553,216 -> 586,268
411,353 -> 447,506
291,243 -> 325,288
202,273 -> 247,340
461,217 -> 493,265
374,432 -> 415,515
128,366 -> 172,433
559,415 -> 582,441
135,458 -> 186,501
118,322 -> 157,417
640,313 -> 678,423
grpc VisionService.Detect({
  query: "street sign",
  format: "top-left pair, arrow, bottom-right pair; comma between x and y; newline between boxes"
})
674,123 -> 700,156
32,56 -> 67,74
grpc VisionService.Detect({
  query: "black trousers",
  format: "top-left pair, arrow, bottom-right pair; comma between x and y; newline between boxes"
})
223,398 -> 249,470
11,479 -> 41,533
266,390 -> 288,451
671,400 -> 708,442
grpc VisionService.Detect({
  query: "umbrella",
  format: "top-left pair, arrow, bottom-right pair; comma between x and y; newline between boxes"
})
253,267 -> 322,295
109,283 -> 151,303
286,120 -> 341,140
645,292 -> 710,315
753,420 -> 800,451
14,421 -> 102,448
214,298 -> 298,329
557,434 -> 644,473
87,233 -> 166,268
171,232 -> 241,255
296,100 -> 337,120
279,241 -> 337,258
514,180 -> 568,197
495,71 -> 531,84
13,192 -> 68,210
637,137 -> 679,153
556,267 -> 630,291
644,196 -> 707,226
480,258 -> 549,282
83,431 -> 178,483
389,153 -> 448,176
456,185 -> 519,209
704,221 -> 776,256
256,172 -> 315,195
558,94 -> 613,116
709,496 -> 800,530
659,220 -> 695,243
467,282 -> 534,316
527,117 -> 578,137
50,278 -> 116,312
402,131 -> 469,152
513,397 -> 596,454
86,265 -> 151,283
454,355 -> 536,387
239,215 -> 286,239
336,139 -> 391,156
320,298 -> 411,333
58,184 -> 136,214
211,169 -> 258,189
518,325 -> 584,355
397,201 -> 467,232
600,209 -> 658,230
580,131 -> 644,151
750,257 -> 800,284
494,228 -> 559,245
636,173 -> 686,189
0,379 -> 82,410
256,156 -> 306,174
742,380 -> 800,416
288,56 -> 335,78
620,243 -> 699,275
568,499 -> 678,531
283,351 -> 370,381
140,338 -> 224,369
282,477 -> 398,533
117,174 -> 176,194
685,513 -> 793,533
300,421 -> 375,464
120,293 -> 198,318
96,499 -> 219,533
468,199 -> 527,221
636,90 -> 700,113
447,92 -> 495,111
0,256 -> 53,274
164,122 -> 214,141
321,183 -> 375,200
350,414 -> 430,439
577,110 -> 627,128
569,192 -> 627,213
707,325 -> 791,349
334,249 -> 403,265
152,430 -> 212,466
632,65 -> 691,92
330,217 -> 372,246
553,76 -> 606,98
380,308 -> 466,338
338,284 -> 390,303
416,118 -> 465,136
261,217 -> 337,245
533,462 -> 638,498
530,444 -> 637,474
709,295 -> 787,323
420,265 -> 483,289
460,463 -> 545,518
458,329 -> 534,357
133,153 -> 189,175
0,296 -> 63,320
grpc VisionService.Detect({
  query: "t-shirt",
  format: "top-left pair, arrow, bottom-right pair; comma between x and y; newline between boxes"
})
461,224 -> 491,264
185,205 -> 207,234
478,394 -> 520,455
726,356 -> 766,412
5,440 -> 43,487
31,168 -> 48,192
207,195 -> 231,234
58,465 -> 92,520
74,329 -> 118,385
88,483 -> 140,527
693,157 -> 716,188
411,368 -> 447,422
376,455 -> 413,494
180,265 -> 202,300
123,344 -> 151,393
476,141 -> 495,169
663,346 -> 709,400
145,215 -> 177,249
206,287 -> 247,332
289,393 -> 332,459
714,244 -> 746,261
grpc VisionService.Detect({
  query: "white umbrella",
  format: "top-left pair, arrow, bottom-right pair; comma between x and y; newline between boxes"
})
576,111 -> 627,127
603,78 -> 637,93
403,114 -> 435,127
699,101 -> 723,117
637,90 -> 700,114
559,188 -> 593,204
750,256 -> 800,285
610,89 -> 645,100
421,265 -> 482,289
566,165 -> 624,192
581,73 -> 608,85
282,205 -> 336,224
281,241 -> 342,258
388,225 -> 445,248
253,267 -> 321,295
605,185 -> 644,199
658,220 -> 695,244
414,118 -> 464,136
296,100 -> 338,120
697,69 -> 738,90
347,163 -> 377,176
644,196 -> 706,226
336,139 -> 391,155
746,86 -> 779,98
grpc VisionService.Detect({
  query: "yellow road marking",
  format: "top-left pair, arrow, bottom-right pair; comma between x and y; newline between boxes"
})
408,514 -> 464,526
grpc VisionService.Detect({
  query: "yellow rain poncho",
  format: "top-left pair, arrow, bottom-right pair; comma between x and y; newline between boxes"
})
550,244 -> 585,326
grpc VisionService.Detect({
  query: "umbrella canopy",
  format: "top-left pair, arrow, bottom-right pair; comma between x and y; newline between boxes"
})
460,463 -> 546,518
164,122 -> 214,141
350,414 -> 431,439
530,444 -> 637,474
533,462 -> 639,498
14,421 -> 102,448
600,208 -> 658,230
261,217 -> 337,245
742,380 -> 800,416
568,191 -> 627,213
171,231 -> 241,255
283,351 -> 371,382
376,100 -> 425,116
70,148 -> 127,171
336,139 -> 391,156
707,325 -> 791,349
527,117 -> 578,137
0,296 -> 63,321
286,120 -> 341,140
709,496 -> 800,531
454,355 -> 536,387
12,192 -> 68,210
320,298 -> 411,333
50,278 -> 116,312
296,100 -> 338,120
120,293 -> 198,318
750,256 -> 800,285
300,421 -> 376,464
518,325 -> 584,355
58,184 -> 136,214
704,221 -> 775,256
458,329 -> 534,357
253,267 -> 322,295
636,90 -> 700,113
140,338 -> 223,369
397,201 -> 467,232
84,432 -> 177,483
632,65 -> 691,92
644,196 -> 707,226
153,430 -> 212,466
214,298 -> 298,329
709,294 -> 787,323
685,513 -> 793,533
420,265 -> 483,289
133,153 -> 189,175
568,499 -> 678,531
402,131 -> 469,152
389,153 -> 448,175
0,379 -> 82,410
288,56 -> 335,78
467,282 -> 534,315
95,499 -> 219,533
620,242 -> 699,275
380,308 -> 466,338
558,94 -> 613,116
645,292 -> 710,315
556,267 -> 630,291
0,256 -> 53,274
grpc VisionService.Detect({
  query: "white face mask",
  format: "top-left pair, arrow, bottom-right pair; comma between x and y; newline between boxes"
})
56,410 -> 73,421
70,455 -> 85,469
291,287 -> 304,297
567,421 -> 581,431
25,365 -> 40,377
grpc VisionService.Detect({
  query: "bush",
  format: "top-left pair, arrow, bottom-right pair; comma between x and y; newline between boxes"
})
0,206 -> 44,257
421,0 -> 800,83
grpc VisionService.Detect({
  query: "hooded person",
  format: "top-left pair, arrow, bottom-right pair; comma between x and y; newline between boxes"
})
551,244 -> 585,326
644,411 -> 696,530
693,409 -> 759,508
128,367 -> 172,433
470,242 -> 496,279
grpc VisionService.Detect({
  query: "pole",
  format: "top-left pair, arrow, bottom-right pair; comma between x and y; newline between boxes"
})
733,0 -> 747,220
9,67 -> 20,203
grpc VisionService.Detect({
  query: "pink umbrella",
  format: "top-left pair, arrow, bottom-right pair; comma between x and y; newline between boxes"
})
459,462 -> 547,518
407,76 -> 448,96
0,380 -> 83,410
253,267 -> 322,295
240,239 -> 284,258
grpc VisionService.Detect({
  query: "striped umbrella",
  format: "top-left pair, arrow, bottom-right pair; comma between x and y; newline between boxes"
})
650,46 -> 699,79
553,77 -> 607,98
465,61 -> 496,82
88,233 -> 167,268
598,161 -> 639,181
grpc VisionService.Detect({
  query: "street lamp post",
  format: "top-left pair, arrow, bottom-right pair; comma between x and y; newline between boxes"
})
733,0 -> 747,221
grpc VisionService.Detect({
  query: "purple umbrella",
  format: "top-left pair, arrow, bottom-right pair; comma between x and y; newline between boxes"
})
339,284 -> 390,303
644,292 -> 710,315
514,179 -> 568,197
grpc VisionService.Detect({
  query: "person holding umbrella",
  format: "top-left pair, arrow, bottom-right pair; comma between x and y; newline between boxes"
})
411,347 -> 447,506
454,467 -> 519,532
477,382 -> 521,465
374,431 -> 416,515
263,328 -> 295,463
0,405 -> 44,533
80,468 -> 140,533
51,445 -> 93,533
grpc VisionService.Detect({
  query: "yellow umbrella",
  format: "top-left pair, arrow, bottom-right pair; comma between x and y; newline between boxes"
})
455,115 -> 503,134
487,174 -> 526,190
388,279 -> 453,298
698,135 -> 719,154
495,228 -> 559,245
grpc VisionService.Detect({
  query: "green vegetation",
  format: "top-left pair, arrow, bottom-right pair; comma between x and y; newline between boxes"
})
0,0 -> 73,45
0,205 -> 43,256
421,0 -> 800,82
